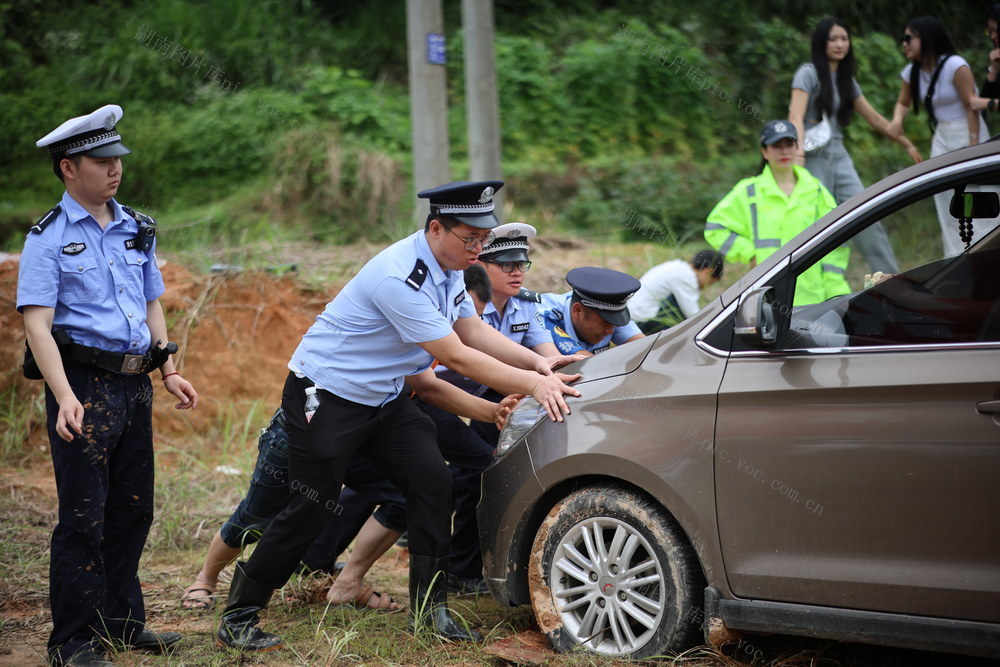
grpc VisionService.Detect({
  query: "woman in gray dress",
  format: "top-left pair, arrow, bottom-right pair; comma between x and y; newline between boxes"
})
789,17 -> 922,274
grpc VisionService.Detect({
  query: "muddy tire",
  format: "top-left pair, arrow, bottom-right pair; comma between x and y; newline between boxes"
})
528,485 -> 703,659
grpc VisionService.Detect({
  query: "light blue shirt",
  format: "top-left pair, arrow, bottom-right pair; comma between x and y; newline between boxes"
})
539,291 -> 641,354
481,293 -> 550,349
16,192 -> 164,354
290,230 -> 475,407
435,290 -> 551,395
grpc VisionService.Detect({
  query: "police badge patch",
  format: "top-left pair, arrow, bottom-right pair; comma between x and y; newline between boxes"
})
62,242 -> 86,255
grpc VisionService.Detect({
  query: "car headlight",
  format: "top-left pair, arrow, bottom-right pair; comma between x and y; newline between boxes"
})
496,396 -> 547,457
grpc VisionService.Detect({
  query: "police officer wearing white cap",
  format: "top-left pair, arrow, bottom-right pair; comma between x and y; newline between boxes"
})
539,267 -> 645,355
18,105 -> 198,666
216,180 -> 581,650
430,222 -> 580,594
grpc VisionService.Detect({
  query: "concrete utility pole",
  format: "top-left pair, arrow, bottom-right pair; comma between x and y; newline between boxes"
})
462,0 -> 503,215
407,0 -> 450,221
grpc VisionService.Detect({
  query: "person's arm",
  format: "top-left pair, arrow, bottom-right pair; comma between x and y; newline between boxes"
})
530,342 -> 587,371
888,79 -> 913,141
705,183 -> 756,265
954,63 -> 982,146
419,331 -> 580,421
788,87 -> 810,166
23,306 -> 82,442
454,315 -> 564,375
146,299 -> 198,409
407,368 -> 520,429
854,93 -> 922,163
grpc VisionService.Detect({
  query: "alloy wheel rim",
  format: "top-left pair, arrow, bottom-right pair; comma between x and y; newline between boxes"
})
549,516 -> 666,655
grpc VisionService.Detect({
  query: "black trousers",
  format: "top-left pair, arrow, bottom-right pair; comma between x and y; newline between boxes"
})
243,373 -> 452,589
45,365 -> 154,662
413,399 -> 495,579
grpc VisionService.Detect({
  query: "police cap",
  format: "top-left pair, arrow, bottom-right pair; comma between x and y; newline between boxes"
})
479,222 -> 536,262
418,180 -> 504,229
566,266 -> 641,327
36,104 -> 131,159
759,120 -> 797,146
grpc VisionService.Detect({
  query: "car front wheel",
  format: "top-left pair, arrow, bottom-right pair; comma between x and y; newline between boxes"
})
528,485 -> 703,659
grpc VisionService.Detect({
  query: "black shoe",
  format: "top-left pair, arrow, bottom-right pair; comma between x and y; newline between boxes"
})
446,573 -> 489,596
59,647 -> 114,667
130,629 -> 181,652
216,561 -> 284,652
409,554 -> 482,642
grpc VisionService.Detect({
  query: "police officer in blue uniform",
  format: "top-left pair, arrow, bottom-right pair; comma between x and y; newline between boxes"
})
18,105 -> 198,667
216,181 -> 581,651
476,222 -> 558,354
539,267 -> 645,355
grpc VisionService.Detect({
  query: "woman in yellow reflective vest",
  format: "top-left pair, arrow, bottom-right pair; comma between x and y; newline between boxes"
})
705,120 -> 851,306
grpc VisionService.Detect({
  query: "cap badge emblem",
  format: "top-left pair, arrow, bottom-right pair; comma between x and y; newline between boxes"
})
774,121 -> 787,132
103,112 -> 117,130
506,228 -> 520,238
479,187 -> 494,204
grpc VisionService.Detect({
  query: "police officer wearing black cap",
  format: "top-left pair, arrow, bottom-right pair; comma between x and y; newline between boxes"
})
216,180 -> 581,650
539,267 -> 645,355
18,105 -> 198,666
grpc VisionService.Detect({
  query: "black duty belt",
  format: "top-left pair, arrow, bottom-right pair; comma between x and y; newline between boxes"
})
62,342 -> 155,375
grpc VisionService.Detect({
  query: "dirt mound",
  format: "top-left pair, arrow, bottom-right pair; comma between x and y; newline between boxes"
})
0,256 -> 331,448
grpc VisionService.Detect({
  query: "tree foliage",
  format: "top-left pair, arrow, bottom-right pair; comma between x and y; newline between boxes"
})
0,0 -> 986,245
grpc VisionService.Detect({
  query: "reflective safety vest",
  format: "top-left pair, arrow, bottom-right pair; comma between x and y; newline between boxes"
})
704,165 -> 850,305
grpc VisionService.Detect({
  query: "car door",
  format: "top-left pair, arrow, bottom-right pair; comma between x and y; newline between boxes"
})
712,164 -> 1000,623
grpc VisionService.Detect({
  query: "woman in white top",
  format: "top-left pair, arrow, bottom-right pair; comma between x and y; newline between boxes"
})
890,15 -> 994,256
789,17 -> 921,274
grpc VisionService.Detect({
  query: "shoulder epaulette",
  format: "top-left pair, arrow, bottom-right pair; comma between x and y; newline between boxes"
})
121,205 -> 156,226
515,287 -> 542,303
405,258 -> 429,291
29,206 -> 61,234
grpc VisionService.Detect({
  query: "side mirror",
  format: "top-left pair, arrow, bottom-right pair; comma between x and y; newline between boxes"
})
949,190 -> 1000,219
735,287 -> 777,346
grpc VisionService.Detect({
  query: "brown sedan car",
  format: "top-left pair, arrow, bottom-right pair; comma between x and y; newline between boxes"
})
478,142 -> 1000,660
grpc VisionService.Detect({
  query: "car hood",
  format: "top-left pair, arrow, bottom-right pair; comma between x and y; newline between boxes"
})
567,333 -> 660,385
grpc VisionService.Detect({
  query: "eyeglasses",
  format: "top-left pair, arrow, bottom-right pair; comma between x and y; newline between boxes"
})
443,225 -> 495,251
901,33 -> 914,44
485,260 -> 532,273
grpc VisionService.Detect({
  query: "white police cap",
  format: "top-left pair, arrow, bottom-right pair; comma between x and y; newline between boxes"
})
479,222 -> 536,262
36,104 -> 131,158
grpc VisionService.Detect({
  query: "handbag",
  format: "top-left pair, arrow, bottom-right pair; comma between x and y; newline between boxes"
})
803,113 -> 831,153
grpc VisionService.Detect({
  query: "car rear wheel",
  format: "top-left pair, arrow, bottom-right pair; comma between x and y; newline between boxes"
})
528,485 -> 703,659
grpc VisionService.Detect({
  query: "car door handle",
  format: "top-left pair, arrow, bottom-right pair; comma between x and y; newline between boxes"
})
976,400 -> 1000,414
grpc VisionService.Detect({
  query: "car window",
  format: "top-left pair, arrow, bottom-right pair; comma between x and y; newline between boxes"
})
785,179 -> 1000,349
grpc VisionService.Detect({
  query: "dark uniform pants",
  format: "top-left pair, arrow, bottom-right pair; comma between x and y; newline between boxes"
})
413,398 -> 495,579
45,365 -> 154,662
243,373 -> 451,589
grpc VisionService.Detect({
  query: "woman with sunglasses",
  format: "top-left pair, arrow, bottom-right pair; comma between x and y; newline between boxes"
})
890,16 -> 990,256
788,17 -> 921,275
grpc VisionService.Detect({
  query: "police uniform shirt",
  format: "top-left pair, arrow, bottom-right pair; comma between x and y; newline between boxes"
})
290,230 -> 476,407
16,192 -> 164,354
433,290 -> 550,395
481,293 -> 549,349
539,291 -> 641,355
